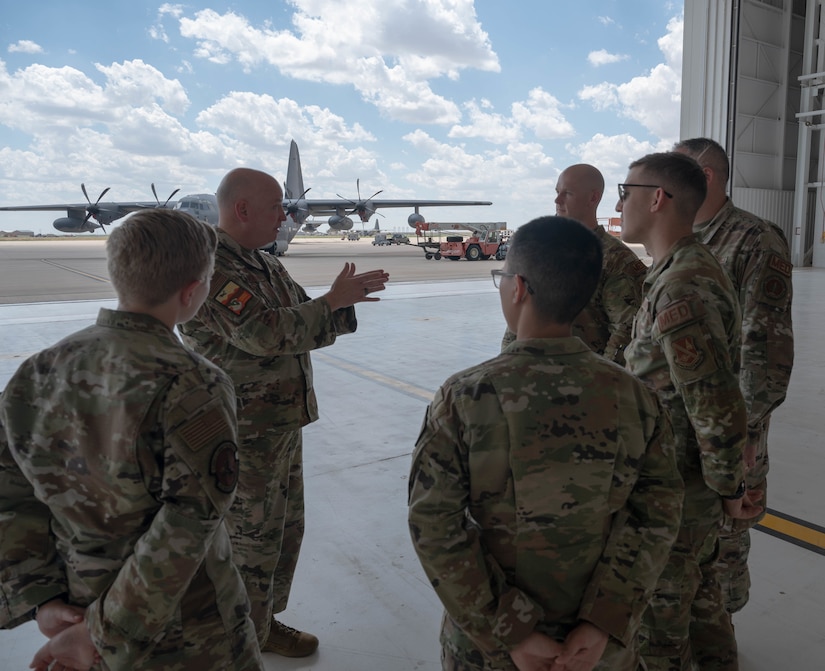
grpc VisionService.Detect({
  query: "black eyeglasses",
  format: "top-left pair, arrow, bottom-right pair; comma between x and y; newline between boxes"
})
491,269 -> 534,293
617,183 -> 674,201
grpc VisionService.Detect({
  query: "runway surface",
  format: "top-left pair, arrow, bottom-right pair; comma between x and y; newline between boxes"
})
0,236 -> 514,304
0,237 -> 822,670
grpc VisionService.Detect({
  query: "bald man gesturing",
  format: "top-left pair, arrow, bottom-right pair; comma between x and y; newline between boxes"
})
180,168 -> 389,659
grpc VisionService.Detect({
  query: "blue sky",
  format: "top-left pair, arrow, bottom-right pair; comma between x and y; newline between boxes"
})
0,1 -> 684,235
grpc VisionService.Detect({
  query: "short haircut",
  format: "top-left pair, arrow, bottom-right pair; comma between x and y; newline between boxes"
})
673,137 -> 730,183
629,152 -> 707,217
506,216 -> 603,324
107,209 -> 217,307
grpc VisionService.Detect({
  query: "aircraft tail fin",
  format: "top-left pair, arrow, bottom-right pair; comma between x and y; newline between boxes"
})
285,140 -> 305,200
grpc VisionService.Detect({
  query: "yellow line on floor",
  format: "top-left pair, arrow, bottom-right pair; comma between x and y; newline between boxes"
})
317,353 -> 825,556
314,352 -> 434,401
758,513 -> 825,550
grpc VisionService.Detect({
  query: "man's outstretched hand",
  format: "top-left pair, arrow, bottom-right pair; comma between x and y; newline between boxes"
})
325,262 -> 389,311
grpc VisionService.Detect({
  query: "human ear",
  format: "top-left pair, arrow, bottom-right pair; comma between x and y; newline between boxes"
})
180,279 -> 201,308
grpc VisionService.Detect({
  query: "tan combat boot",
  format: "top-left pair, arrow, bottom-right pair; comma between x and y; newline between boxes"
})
261,619 -> 319,657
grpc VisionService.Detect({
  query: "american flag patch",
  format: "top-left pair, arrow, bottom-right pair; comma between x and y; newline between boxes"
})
178,412 -> 229,452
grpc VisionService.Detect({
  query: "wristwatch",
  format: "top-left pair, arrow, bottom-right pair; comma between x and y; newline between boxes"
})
721,480 -> 747,500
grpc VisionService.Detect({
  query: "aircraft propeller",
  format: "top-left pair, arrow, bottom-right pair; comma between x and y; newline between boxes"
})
81,183 -> 111,227
337,179 -> 384,220
285,187 -> 312,222
151,183 -> 180,208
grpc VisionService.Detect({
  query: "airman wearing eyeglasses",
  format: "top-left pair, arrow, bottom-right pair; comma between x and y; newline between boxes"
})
501,164 -> 647,365
617,152 -> 762,671
411,216 -> 683,671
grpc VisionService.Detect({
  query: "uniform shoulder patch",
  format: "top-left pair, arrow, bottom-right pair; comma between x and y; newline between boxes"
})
629,258 -> 648,276
762,275 -> 789,302
656,299 -> 698,334
663,324 -> 719,384
210,441 -> 239,493
214,280 -> 253,315
670,335 -> 704,370
767,254 -> 792,277
177,412 -> 231,452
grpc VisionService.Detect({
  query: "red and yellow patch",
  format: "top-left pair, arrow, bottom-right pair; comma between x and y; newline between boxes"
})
215,281 -> 253,315
210,442 -> 239,494
671,335 -> 704,370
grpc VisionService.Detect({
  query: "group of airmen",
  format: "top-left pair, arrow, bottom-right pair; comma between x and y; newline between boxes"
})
0,136 -> 793,671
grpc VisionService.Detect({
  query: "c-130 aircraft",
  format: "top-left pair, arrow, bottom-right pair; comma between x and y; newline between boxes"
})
0,141 -> 492,255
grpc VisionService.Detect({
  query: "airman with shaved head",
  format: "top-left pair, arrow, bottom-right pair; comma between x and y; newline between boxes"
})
180,167 -> 389,659
503,164 -> 647,364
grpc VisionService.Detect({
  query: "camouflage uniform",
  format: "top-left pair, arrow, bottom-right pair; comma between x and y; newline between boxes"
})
0,309 -> 262,671
501,226 -> 647,364
409,337 -> 683,671
692,199 -> 794,615
179,228 -> 356,644
624,235 -> 747,671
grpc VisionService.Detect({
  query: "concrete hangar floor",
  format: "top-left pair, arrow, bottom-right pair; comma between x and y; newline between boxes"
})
0,237 -> 822,670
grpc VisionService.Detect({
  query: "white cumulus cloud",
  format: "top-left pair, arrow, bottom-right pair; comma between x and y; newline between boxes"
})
8,40 -> 43,54
587,49 -> 628,67
175,0 -> 499,124
578,15 -> 682,143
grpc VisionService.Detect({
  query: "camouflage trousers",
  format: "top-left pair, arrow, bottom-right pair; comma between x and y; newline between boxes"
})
226,429 -> 305,646
715,418 -> 770,613
94,597 -> 264,670
641,522 -> 737,671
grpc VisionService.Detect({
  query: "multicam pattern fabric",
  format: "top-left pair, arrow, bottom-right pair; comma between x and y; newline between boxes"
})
694,199 -> 793,431
179,228 -> 356,642
581,226 -> 648,364
694,200 -> 794,621
625,234 -> 747,520
179,228 -> 356,434
501,226 -> 647,365
0,309 -> 262,671
409,337 -> 683,670
624,234 -> 747,671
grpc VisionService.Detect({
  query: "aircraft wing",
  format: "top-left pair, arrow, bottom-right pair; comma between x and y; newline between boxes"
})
0,201 -> 168,232
0,202 -> 159,214
303,199 -> 492,215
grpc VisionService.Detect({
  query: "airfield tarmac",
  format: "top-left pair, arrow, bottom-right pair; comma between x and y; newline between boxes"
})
0,237 -> 822,670
0,236 -> 516,304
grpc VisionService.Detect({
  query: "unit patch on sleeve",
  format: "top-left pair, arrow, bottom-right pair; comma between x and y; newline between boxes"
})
670,335 -> 704,370
210,441 -> 239,493
215,280 -> 253,315
663,324 -> 719,384
758,253 -> 792,306
762,275 -> 788,301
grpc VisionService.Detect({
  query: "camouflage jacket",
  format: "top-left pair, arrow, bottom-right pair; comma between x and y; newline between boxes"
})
501,226 -> 646,364
0,309 -> 262,670
694,199 -> 794,433
179,229 -> 356,434
625,235 -> 747,527
409,337 -> 682,668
